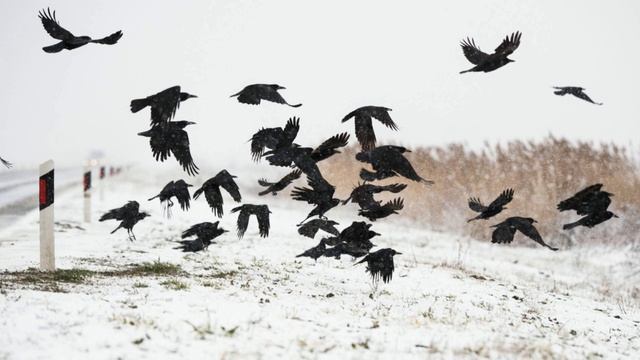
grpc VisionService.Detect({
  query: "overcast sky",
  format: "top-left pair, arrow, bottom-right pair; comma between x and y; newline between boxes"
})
1,0 -> 639,170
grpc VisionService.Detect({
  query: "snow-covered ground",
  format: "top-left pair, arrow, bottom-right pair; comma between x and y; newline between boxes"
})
0,170 -> 639,359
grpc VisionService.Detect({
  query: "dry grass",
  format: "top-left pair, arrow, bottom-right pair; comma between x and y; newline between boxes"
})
322,136 -> 640,246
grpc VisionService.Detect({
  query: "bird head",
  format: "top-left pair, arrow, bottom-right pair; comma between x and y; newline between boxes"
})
181,92 -> 198,101
603,191 -> 614,197
390,249 -> 402,256
610,212 -> 620,218
271,84 -> 286,90
220,169 -> 237,178
139,212 -> 151,220
355,152 -> 370,162
369,231 -> 381,238
529,218 -> 538,223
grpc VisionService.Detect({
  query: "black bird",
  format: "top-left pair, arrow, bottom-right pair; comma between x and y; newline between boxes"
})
356,146 -> 433,185
557,184 -> 612,215
324,240 -> 373,259
193,170 -> 242,217
138,121 -> 199,176
250,117 -> 300,161
553,87 -> 602,105
355,248 -> 401,284
563,211 -> 618,230
263,132 -> 350,171
258,170 -> 302,196
296,239 -> 327,261
231,204 -> 271,239
490,217 -> 558,251
99,201 -> 149,241
38,8 -> 123,53
131,86 -> 198,126
358,198 -> 404,221
343,183 -> 407,209
297,219 -> 340,239
174,221 -> 228,253
467,188 -> 514,222
323,221 -> 380,250
0,157 -> 12,168
341,106 -> 398,151
460,31 -> 521,74
291,174 -> 340,224
148,180 -> 193,217
231,84 -> 301,107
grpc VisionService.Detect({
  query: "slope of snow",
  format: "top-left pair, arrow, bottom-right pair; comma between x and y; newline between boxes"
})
0,172 -> 638,359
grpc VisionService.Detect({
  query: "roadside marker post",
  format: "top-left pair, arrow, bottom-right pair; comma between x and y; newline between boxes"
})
39,160 -> 55,271
83,166 -> 92,223
99,166 -> 105,201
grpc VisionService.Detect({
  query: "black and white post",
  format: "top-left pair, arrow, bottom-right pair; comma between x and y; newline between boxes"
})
39,160 -> 55,271
83,166 -> 92,223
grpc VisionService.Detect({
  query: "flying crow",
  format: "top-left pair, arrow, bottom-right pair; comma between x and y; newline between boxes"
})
148,179 -> 193,217
467,188 -> 514,222
174,221 -> 228,252
99,201 -> 149,241
341,106 -> 398,151
553,87 -> 602,105
343,183 -> 407,209
231,204 -> 271,238
296,239 -> 327,261
558,184 -> 616,230
355,248 -> 401,284
358,198 -> 404,221
250,117 -> 300,161
356,146 -> 433,184
491,217 -> 558,251
258,169 -> 302,196
138,121 -> 199,176
297,218 -> 340,239
231,84 -> 301,107
460,31 -> 521,74
131,86 -> 197,126
291,174 -> 340,224
193,170 -> 241,217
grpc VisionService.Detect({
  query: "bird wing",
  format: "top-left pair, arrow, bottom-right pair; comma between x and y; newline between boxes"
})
572,90 -> 601,105
174,183 -> 192,210
557,184 -> 603,211
381,149 -> 429,183
182,223 -> 205,239
280,169 -> 303,185
354,115 -> 376,151
494,31 -> 521,57
515,219 -> 558,251
311,132 -> 350,160
382,198 -> 404,211
148,128 -> 171,162
375,183 -> 408,194
250,128 -> 282,161
488,188 -> 514,209
91,30 -> 123,45
460,37 -> 489,65
291,186 -> 319,205
298,220 -> 321,238
232,207 -> 250,238
150,86 -> 182,126
1,157 -> 13,168
170,130 -> 199,176
283,117 -> 300,144
491,224 -> 516,244
258,178 -> 275,187
257,207 -> 271,238
371,109 -> 399,131
38,8 -> 74,40
468,197 -> 487,212
204,185 -> 224,217
219,175 -> 242,202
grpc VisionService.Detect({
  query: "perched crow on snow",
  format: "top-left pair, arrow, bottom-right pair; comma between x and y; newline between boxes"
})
174,221 -> 228,253
296,239 -> 327,261
460,31 -> 521,74
341,106 -> 398,151
258,170 -> 302,196
231,84 -> 301,107
250,117 -> 300,161
130,86 -> 197,126
38,8 -> 123,53
558,184 -> 616,230
356,146 -> 433,185
297,218 -> 340,239
358,198 -> 404,221
490,217 -> 558,251
148,180 -> 193,217
553,87 -> 602,105
99,201 -> 149,241
138,121 -> 199,176
355,248 -> 401,284
467,188 -> 514,222
231,204 -> 271,238
343,183 -> 407,210
0,157 -> 12,168
291,174 -> 340,224
193,170 -> 241,217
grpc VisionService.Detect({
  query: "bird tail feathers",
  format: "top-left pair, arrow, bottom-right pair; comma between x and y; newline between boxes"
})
43,42 -> 65,53
562,221 -> 580,230
130,98 -> 148,113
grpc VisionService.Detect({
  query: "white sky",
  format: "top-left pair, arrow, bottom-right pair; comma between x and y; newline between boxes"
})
1,0 -> 639,169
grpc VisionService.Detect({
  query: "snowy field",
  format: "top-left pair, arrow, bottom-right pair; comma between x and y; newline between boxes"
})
0,171 -> 639,359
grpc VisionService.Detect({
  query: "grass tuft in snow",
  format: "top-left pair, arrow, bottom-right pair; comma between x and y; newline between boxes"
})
127,261 -> 182,276
160,279 -> 189,290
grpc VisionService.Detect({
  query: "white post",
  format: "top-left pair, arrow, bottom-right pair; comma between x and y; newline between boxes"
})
39,160 -> 55,271
83,166 -> 92,223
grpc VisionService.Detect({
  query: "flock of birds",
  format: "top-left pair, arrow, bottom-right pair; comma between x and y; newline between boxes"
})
0,9 -> 615,284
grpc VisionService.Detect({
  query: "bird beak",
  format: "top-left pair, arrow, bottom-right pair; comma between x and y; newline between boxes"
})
278,86 -> 286,90
396,252 -> 402,255
613,214 -> 620,218
223,229 -> 229,232
533,220 -> 538,223
372,231 -> 381,236
189,94 -> 198,99
405,149 -> 412,152
187,121 -> 197,125
186,184 -> 193,187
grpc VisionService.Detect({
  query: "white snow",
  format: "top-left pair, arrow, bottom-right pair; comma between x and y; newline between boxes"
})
0,171 -> 639,359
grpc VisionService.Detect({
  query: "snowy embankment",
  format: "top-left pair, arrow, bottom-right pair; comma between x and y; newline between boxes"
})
0,171 -> 639,359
